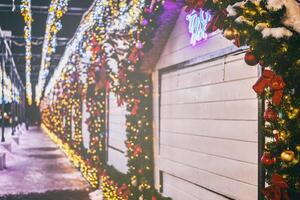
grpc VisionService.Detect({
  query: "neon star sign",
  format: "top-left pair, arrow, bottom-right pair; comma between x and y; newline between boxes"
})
186,10 -> 212,46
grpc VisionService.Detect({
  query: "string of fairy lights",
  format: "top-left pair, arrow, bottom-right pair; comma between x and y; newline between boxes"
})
35,0 -> 70,105
0,67 -> 20,104
20,0 -> 32,105
40,0 -> 170,199
0,26 -> 24,106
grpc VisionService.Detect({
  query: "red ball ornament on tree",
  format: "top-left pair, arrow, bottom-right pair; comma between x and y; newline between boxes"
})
137,168 -> 144,174
244,51 -> 259,66
264,108 -> 278,122
126,141 -> 133,148
261,152 -> 276,166
133,144 -> 142,157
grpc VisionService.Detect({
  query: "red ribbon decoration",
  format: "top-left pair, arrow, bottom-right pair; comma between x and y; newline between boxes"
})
125,140 -> 133,148
133,144 -> 142,157
91,37 -> 101,55
105,80 -> 110,92
206,9 -> 228,33
128,46 -> 144,64
131,99 -> 140,115
252,69 -> 286,105
274,133 -> 279,144
116,183 -> 130,199
234,35 -> 240,47
118,67 -> 126,83
263,174 -> 290,200
185,0 -> 205,13
117,95 -> 124,107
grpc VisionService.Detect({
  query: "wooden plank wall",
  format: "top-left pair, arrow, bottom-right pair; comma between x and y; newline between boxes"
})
82,101 -> 90,149
153,8 -> 259,200
107,93 -> 128,173
156,10 -> 232,70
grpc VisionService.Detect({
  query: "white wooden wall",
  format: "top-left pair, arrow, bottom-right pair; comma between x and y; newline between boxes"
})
71,107 -> 75,139
153,8 -> 259,200
82,100 -> 90,149
107,93 -> 128,173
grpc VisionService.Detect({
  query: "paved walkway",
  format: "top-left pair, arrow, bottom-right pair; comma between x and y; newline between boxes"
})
0,127 -> 90,197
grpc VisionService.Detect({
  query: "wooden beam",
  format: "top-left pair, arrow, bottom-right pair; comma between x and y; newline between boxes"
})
0,53 -> 62,60
0,35 -> 69,42
0,4 -> 85,16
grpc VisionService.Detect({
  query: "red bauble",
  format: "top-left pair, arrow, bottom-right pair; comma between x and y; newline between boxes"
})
261,152 -> 276,166
133,145 -> 142,157
264,108 -> 278,122
244,51 -> 259,66
125,141 -> 132,148
137,169 -> 144,174
152,197 -> 157,200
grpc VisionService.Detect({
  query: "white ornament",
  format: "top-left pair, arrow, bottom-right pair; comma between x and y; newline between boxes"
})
261,27 -> 293,38
235,16 -> 252,25
226,5 -> 237,16
266,0 -> 284,11
282,0 -> 300,33
267,0 -> 300,33
226,1 -> 246,17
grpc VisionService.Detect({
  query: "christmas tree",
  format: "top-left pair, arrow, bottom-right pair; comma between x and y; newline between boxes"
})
185,0 -> 300,199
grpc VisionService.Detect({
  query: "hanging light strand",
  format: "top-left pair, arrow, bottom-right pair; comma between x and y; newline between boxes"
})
35,0 -> 70,105
20,0 -> 33,105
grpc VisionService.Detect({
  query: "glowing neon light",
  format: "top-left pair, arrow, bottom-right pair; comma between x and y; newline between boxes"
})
186,10 -> 211,46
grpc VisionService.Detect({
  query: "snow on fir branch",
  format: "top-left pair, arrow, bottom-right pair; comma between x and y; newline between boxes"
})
261,27 -> 293,38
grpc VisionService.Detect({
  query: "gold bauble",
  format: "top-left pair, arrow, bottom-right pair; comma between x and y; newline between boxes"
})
292,158 -> 299,165
281,150 -> 295,162
138,184 -> 143,191
295,182 -> 300,189
296,145 -> 300,152
139,195 -> 144,200
131,179 -> 137,187
223,27 -> 239,40
279,131 -> 288,141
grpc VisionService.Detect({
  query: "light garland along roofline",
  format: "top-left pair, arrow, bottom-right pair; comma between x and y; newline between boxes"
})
36,0 -> 70,105
0,27 -> 25,90
41,0 -> 98,104
0,67 -> 20,104
0,27 -> 23,103
20,0 -> 32,105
